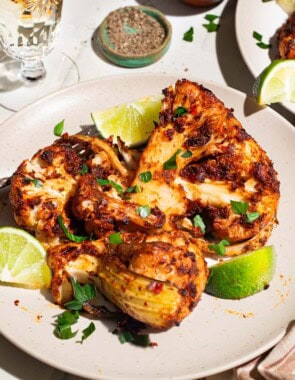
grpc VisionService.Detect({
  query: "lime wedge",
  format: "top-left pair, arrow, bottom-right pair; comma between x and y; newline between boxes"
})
0,227 -> 51,288
276,0 -> 295,14
205,246 -> 276,299
91,95 -> 162,147
253,59 -> 295,105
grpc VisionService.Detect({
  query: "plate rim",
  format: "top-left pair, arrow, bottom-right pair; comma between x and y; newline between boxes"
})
0,72 -> 294,380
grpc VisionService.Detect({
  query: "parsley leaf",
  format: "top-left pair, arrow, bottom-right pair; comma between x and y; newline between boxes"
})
193,215 -> 206,234
208,239 -> 230,256
96,178 -> 124,196
136,205 -> 151,218
181,150 -> 193,158
247,212 -> 260,223
183,27 -> 194,42
77,322 -> 96,344
54,119 -> 65,137
230,200 -> 249,215
252,31 -> 271,49
57,215 -> 87,243
109,232 -> 123,245
65,278 -> 97,311
174,106 -> 188,118
81,163 -> 89,175
163,149 -> 182,170
203,14 -> 220,33
117,330 -> 150,347
25,177 -> 43,188
53,310 -> 79,340
126,184 -> 141,193
139,171 -> 152,183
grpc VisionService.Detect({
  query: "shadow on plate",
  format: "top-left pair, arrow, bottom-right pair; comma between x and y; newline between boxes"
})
216,0 -> 294,124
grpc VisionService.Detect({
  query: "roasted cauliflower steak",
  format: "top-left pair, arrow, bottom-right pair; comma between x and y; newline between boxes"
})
9,79 -> 280,329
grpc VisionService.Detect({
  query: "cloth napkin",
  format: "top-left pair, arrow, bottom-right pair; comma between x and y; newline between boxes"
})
235,321 -> 295,380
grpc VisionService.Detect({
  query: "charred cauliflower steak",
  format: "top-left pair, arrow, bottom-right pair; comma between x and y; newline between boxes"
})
9,79 -> 280,329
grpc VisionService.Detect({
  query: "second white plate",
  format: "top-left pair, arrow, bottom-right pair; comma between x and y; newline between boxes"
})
235,0 -> 295,115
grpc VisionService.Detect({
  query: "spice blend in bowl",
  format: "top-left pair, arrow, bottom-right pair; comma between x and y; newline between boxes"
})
96,6 -> 172,67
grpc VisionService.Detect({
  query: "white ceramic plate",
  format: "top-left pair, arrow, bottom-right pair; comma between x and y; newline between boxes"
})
0,73 -> 295,380
235,0 -> 295,114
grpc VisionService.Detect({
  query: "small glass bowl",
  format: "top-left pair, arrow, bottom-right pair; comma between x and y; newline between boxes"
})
95,6 -> 172,68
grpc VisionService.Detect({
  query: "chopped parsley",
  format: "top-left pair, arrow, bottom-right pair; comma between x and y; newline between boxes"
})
230,200 -> 260,223
163,149 -> 182,170
116,330 -> 150,346
139,171 -> 152,183
53,279 -> 97,342
193,215 -> 206,234
77,322 -> 96,344
96,178 -> 124,196
183,27 -> 194,42
181,150 -> 193,158
252,31 -> 271,49
174,106 -> 188,118
81,163 -> 89,175
203,14 -> 220,33
126,184 -> 141,193
136,205 -> 151,218
54,119 -> 65,137
65,277 -> 97,311
25,177 -> 43,188
57,215 -> 87,243
108,232 -> 123,245
208,239 -> 230,256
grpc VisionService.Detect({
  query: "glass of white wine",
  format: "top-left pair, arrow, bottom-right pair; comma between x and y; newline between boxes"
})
0,0 -> 79,111
0,0 -> 63,82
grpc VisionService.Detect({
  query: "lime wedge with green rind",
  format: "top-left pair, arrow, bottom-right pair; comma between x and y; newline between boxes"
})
91,95 -> 162,147
253,59 -> 295,105
205,246 -> 276,299
0,226 -> 51,288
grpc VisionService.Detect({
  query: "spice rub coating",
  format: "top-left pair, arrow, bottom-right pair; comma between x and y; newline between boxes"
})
277,12 -> 295,59
9,134 -> 130,248
47,230 -> 208,329
129,79 -> 280,256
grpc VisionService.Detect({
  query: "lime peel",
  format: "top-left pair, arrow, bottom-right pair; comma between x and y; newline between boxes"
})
253,59 -> 295,105
0,226 -> 51,288
205,246 -> 276,299
91,95 -> 162,147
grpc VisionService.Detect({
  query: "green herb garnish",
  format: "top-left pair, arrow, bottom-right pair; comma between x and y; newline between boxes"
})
183,27 -> 194,42
208,239 -> 230,256
126,184 -> 141,193
163,149 -> 182,170
203,14 -> 220,32
53,310 -> 79,340
77,322 -> 96,344
54,119 -> 65,137
57,215 -> 87,243
136,205 -> 151,219
193,215 -> 206,234
246,212 -> 260,223
181,150 -> 193,158
116,330 -> 150,347
109,232 -> 123,245
253,31 -> 271,49
65,277 -> 97,311
230,200 -> 249,215
230,200 -> 260,223
81,163 -> 89,175
25,177 -> 43,188
139,171 -> 152,183
174,106 -> 188,118
96,178 -> 124,196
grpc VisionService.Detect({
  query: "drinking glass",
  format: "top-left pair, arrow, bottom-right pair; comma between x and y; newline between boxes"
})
0,0 -> 63,82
